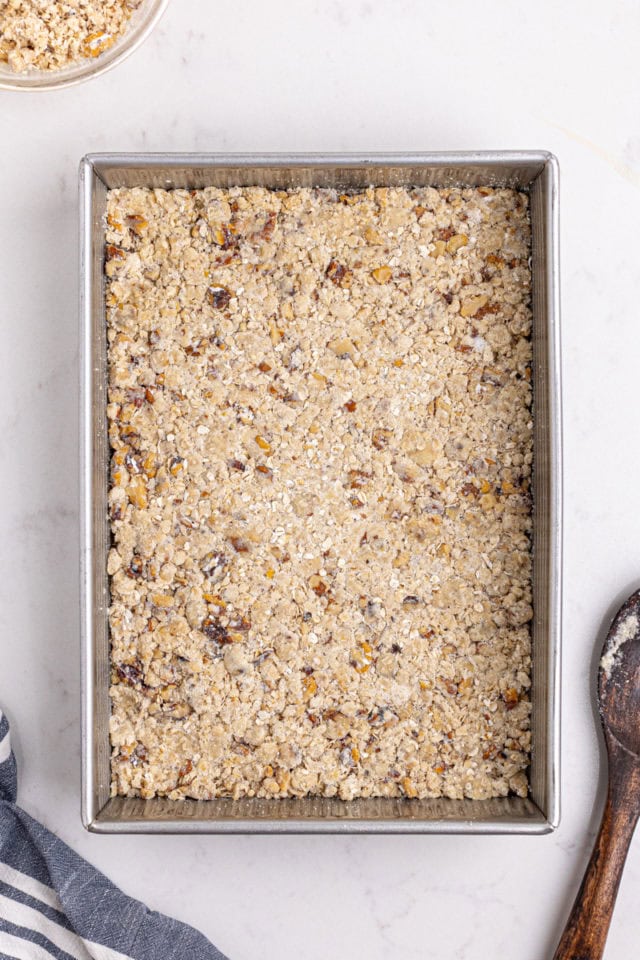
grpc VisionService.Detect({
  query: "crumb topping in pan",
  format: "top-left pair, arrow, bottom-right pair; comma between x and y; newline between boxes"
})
0,0 -> 142,72
106,184 -> 533,802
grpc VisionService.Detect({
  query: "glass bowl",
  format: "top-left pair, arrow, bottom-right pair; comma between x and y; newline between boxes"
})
0,0 -> 170,91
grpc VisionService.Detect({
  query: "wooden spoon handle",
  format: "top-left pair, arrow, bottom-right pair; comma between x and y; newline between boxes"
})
554,748 -> 640,960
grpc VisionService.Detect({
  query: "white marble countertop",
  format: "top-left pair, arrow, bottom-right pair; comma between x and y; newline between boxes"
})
2,1 -> 640,956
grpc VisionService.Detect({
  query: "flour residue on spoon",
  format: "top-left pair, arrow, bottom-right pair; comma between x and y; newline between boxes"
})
601,613 -> 639,678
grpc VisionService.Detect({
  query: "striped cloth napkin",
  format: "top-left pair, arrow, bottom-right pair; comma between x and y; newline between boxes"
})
0,709 -> 228,960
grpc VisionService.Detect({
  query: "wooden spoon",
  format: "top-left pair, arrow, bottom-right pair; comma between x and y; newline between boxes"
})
554,588 -> 640,960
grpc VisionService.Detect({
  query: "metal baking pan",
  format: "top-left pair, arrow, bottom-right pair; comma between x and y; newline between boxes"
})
80,152 -> 561,833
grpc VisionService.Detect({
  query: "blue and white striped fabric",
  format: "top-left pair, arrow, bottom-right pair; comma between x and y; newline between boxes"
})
0,710 -> 228,960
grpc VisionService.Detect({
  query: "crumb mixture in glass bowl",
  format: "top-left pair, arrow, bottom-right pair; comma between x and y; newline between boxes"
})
0,0 -> 170,89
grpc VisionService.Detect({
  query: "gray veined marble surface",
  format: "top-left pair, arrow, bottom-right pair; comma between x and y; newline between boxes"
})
1,0 -> 640,957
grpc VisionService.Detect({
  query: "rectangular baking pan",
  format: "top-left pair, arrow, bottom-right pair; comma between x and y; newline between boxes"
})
80,152 -> 561,833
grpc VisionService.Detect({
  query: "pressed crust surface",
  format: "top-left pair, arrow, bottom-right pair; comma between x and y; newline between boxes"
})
105,185 -> 533,802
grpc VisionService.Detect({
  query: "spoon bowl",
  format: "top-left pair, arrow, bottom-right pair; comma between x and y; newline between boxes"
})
599,590 -> 640,758
554,587 -> 640,960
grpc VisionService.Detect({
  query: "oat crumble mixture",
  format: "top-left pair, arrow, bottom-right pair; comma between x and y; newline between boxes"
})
0,0 -> 142,72
106,184 -> 534,803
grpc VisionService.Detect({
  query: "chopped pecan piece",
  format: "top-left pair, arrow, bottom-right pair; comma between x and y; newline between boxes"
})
212,224 -> 238,249
229,535 -> 250,553
126,556 -> 144,579
309,574 -> 328,597
348,468 -> 372,489
201,551 -> 227,580
115,660 -> 144,687
206,285 -> 232,310
202,617 -> 231,646
475,302 -> 499,320
126,214 -> 148,235
169,456 -> 185,476
503,688 -> 520,710
372,428 -> 392,450
326,259 -> 353,288
256,212 -> 277,241
367,706 -> 398,728
178,759 -> 194,780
